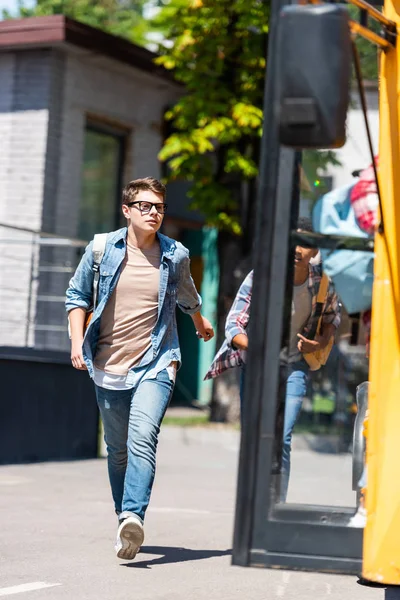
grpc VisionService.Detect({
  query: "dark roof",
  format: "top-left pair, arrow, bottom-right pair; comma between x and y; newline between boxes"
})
0,15 -> 176,83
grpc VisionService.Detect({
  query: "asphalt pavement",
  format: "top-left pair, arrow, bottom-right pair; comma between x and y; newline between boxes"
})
0,425 -> 392,600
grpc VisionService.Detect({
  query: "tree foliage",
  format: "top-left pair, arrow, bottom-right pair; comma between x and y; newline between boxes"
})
302,150 -> 342,204
349,5 -> 380,82
155,0 -> 269,236
2,0 -> 152,46
155,0 -> 345,235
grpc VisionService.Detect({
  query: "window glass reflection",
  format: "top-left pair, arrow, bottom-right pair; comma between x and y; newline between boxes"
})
79,127 -> 125,241
279,174 -> 374,517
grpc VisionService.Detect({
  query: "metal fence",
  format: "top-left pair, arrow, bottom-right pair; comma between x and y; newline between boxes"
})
0,222 -> 88,352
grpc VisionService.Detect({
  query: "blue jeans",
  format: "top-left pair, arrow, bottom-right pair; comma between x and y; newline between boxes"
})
95,368 -> 174,522
240,361 -> 308,502
280,362 -> 308,501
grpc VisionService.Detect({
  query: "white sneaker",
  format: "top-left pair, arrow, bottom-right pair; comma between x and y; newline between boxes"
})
349,506 -> 367,528
115,516 -> 144,560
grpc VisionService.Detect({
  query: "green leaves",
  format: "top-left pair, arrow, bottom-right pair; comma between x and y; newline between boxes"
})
225,148 -> 258,178
347,5 -> 379,82
156,0 -> 269,234
302,150 -> 342,204
231,103 -> 263,132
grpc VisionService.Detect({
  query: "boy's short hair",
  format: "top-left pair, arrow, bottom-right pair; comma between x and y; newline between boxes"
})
122,177 -> 166,205
297,216 -> 313,232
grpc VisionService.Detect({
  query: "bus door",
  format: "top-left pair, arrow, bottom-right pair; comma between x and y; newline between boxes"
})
232,0 -> 397,577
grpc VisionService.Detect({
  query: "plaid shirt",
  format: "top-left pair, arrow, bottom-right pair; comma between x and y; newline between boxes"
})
204,265 -> 341,380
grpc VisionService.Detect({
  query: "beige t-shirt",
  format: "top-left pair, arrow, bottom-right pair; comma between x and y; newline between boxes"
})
288,279 -> 312,362
94,241 -> 161,375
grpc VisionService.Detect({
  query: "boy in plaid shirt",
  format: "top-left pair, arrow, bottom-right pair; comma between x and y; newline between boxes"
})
205,218 -> 340,501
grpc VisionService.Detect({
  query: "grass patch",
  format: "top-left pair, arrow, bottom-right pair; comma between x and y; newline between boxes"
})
294,423 -> 346,435
162,417 -> 347,434
163,414 -> 210,427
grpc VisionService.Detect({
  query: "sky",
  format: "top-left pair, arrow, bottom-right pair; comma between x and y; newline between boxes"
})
0,0 -> 34,16
0,0 -> 159,17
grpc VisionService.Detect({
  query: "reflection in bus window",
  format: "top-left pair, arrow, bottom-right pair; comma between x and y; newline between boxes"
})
205,217 -> 342,503
285,176 -> 375,508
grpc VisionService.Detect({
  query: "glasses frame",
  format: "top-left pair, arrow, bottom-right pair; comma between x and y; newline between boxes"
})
127,201 -> 168,214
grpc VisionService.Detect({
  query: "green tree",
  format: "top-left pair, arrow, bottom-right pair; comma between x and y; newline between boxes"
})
156,0 -> 267,234
302,150 -> 342,205
156,0 -> 343,421
349,5 -> 380,81
155,0 -> 268,421
2,0 -> 152,46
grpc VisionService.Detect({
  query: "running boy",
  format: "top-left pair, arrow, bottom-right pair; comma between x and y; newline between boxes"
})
205,217 -> 340,501
66,177 -> 214,560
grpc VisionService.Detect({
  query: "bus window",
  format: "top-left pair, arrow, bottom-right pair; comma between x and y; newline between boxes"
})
273,176 -> 372,511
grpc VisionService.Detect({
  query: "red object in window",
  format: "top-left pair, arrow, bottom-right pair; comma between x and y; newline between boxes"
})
350,156 -> 379,236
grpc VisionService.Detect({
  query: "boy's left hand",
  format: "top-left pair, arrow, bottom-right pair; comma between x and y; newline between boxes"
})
193,314 -> 215,342
297,333 -> 322,354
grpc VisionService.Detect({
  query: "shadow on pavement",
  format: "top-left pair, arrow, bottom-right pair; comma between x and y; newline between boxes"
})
121,546 -> 232,569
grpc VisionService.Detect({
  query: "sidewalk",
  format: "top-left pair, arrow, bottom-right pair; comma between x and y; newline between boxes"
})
0,425 -> 387,600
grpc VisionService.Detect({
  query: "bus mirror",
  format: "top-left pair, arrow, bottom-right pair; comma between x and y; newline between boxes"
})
277,5 -> 351,149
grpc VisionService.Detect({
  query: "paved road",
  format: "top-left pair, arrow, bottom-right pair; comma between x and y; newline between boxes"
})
0,426 -> 391,600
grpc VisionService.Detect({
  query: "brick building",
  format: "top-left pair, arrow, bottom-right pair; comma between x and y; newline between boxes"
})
0,16 -> 218,407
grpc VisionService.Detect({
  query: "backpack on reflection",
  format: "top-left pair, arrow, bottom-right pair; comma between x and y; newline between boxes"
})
312,183 -> 374,315
303,273 -> 334,371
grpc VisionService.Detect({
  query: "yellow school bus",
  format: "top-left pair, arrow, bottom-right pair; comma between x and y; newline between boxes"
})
232,0 -> 400,586
365,0 -> 400,582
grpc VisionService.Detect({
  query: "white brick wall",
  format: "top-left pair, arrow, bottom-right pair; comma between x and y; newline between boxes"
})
4,110 -> 48,226
0,52 -> 49,347
0,226 -> 39,346
0,54 -> 15,208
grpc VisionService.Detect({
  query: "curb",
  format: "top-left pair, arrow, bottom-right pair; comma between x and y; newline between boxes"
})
99,424 -> 349,458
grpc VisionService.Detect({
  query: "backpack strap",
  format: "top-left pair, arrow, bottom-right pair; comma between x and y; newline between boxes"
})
92,233 -> 108,309
308,273 -> 330,339
316,272 -> 329,304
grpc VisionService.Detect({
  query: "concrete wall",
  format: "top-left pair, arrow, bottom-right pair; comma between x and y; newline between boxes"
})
326,88 -> 379,188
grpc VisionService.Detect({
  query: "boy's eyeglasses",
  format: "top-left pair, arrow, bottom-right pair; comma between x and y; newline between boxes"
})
127,201 -> 168,214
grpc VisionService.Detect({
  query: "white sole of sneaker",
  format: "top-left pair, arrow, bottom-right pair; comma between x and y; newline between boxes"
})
117,520 -> 144,561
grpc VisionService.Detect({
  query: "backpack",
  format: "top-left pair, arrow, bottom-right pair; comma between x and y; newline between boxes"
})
68,233 -> 108,338
303,273 -> 334,371
312,184 -> 374,315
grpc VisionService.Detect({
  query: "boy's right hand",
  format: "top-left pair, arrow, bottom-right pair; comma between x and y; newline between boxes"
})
71,339 -> 87,370
232,333 -> 248,351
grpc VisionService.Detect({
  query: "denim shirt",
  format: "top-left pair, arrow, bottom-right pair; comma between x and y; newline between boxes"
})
65,227 -> 202,384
